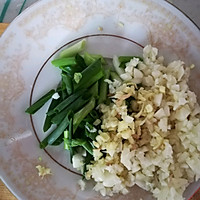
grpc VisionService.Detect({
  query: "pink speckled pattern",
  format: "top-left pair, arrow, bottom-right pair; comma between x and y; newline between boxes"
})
0,0 -> 200,200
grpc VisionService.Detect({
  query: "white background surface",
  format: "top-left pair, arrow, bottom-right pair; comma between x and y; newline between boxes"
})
172,0 -> 200,27
0,0 -> 200,28
0,0 -> 199,200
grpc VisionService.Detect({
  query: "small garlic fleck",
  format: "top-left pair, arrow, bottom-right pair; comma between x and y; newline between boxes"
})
118,21 -> 124,28
190,64 -> 195,69
98,26 -> 103,31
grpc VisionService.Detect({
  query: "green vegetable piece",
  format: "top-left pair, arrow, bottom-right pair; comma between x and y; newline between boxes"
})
85,122 -> 98,140
51,96 -> 90,125
54,89 -> 86,113
69,117 -> 74,163
98,68 -> 110,104
119,62 -> 126,69
43,98 -> 60,132
64,130 -> 69,139
82,81 -> 98,100
64,138 -> 70,150
63,139 -> 72,147
118,56 -> 133,63
59,39 -> 86,58
74,59 -> 104,92
110,71 -> 122,83
43,113 -> 54,132
75,53 -> 87,69
62,72 -> 73,95
81,114 -> 94,125
61,88 -> 68,100
40,113 -> 70,149
47,109 -> 56,116
90,110 -> 100,119
58,81 -> 68,100
40,133 -> 53,149
68,118 -> 73,141
51,57 -> 76,67
83,152 -> 93,176
73,97 -> 96,132
84,52 -> 106,66
83,52 -> 95,66
64,118 -> 74,162
59,65 -> 82,77
25,89 -> 55,114
90,54 -> 106,65
74,72 -> 82,84
81,141 -> 93,155
66,139 -> 93,155
51,133 -> 64,146
47,114 -> 70,145
91,81 -> 99,98
64,130 -> 70,149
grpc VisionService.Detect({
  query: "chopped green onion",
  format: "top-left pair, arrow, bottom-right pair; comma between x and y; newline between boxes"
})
25,89 -> 55,114
51,96 -> 90,125
43,97 -> 61,132
75,53 -> 87,69
110,71 -> 122,83
51,133 -> 64,146
90,54 -> 106,65
66,139 -> 93,155
98,68 -> 110,104
64,130 -> 69,139
62,72 -> 73,95
83,52 -> 95,66
47,114 -> 70,145
51,57 -> 76,67
74,59 -> 104,92
53,89 -> 86,113
69,117 -> 74,162
84,52 -> 106,66
59,65 -> 82,76
85,122 -> 98,140
73,97 -> 96,132
83,152 -> 93,176
59,39 -> 86,58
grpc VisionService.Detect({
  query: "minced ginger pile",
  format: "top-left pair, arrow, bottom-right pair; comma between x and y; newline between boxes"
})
78,46 -> 200,200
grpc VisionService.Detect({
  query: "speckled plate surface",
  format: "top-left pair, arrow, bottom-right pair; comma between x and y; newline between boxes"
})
0,0 -> 200,200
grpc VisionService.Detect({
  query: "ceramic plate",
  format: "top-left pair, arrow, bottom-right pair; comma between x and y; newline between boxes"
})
0,0 -> 200,200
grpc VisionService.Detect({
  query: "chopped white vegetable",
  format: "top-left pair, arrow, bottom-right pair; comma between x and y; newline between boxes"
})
175,105 -> 190,121
154,93 -> 163,107
154,108 -> 166,119
113,55 -> 125,76
78,179 -> 86,191
72,154 -> 84,171
52,92 -> 60,99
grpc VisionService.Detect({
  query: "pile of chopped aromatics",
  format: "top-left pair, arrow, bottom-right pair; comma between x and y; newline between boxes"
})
79,46 -> 200,200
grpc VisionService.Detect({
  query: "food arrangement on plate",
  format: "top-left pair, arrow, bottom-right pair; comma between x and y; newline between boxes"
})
25,39 -> 200,200
1,0 -> 200,200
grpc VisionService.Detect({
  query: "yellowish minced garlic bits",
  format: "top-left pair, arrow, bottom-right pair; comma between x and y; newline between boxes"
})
74,45 -> 200,200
